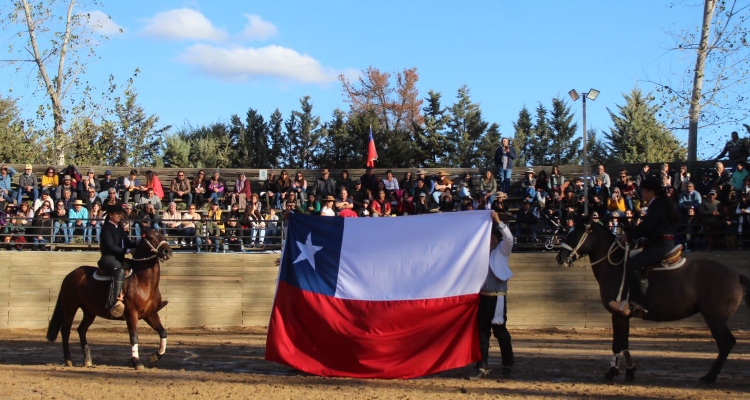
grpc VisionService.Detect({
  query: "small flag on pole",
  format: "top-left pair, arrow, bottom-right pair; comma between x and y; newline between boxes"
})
366,126 -> 378,168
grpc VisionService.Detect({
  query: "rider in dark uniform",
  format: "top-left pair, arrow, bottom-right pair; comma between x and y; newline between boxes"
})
609,177 -> 679,317
99,204 -> 137,317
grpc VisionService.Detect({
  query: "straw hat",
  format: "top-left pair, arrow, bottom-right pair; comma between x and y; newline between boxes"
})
496,191 -> 508,199
436,170 -> 449,176
322,195 -> 336,201
415,168 -> 427,175
73,199 -> 85,206
525,167 -> 536,176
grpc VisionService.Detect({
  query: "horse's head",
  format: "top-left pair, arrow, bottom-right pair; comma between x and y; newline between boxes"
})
556,218 -> 594,268
138,229 -> 173,262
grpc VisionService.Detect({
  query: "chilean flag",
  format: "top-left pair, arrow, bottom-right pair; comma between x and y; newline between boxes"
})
265,211 -> 492,379
366,126 -> 378,168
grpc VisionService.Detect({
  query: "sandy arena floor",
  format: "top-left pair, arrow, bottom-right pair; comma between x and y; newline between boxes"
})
0,326 -> 749,399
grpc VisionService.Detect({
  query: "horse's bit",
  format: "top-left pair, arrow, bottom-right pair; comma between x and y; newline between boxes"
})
131,239 -> 170,262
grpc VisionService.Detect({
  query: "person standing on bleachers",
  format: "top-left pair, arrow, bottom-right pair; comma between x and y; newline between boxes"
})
717,131 -> 749,164
494,138 -> 516,194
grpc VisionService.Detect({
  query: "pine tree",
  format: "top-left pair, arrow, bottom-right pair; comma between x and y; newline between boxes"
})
445,85 -> 488,167
604,88 -> 687,163
548,97 -> 581,166
512,107 -> 533,167
418,90 -> 450,167
527,103 -> 553,166
289,96 -> 322,169
477,123 -> 502,170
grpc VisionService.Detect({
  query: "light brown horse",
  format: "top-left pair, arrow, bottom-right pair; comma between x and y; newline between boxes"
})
46,229 -> 172,369
556,220 -> 749,383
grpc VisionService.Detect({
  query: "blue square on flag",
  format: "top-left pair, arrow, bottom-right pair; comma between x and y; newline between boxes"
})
280,213 -> 344,297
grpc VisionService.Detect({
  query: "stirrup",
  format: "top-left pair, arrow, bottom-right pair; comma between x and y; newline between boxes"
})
608,300 -> 631,317
109,300 -> 125,317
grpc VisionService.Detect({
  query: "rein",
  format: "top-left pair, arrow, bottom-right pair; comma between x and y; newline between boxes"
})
561,226 -> 629,267
130,239 -> 169,263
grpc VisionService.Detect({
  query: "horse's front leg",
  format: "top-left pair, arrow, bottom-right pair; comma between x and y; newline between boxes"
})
125,312 -> 144,370
142,312 -> 167,363
76,311 -> 97,367
607,313 -> 635,381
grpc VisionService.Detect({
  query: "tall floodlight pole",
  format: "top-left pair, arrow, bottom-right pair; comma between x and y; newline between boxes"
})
568,88 -> 600,216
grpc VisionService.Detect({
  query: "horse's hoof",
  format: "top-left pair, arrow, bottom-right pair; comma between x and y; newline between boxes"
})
625,367 -> 636,382
131,358 -> 145,370
604,367 -> 619,381
83,360 -> 93,367
64,360 -> 74,367
699,374 -> 717,383
149,352 -> 162,364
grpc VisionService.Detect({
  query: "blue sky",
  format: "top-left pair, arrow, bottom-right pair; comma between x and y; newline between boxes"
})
1,1 -> 731,159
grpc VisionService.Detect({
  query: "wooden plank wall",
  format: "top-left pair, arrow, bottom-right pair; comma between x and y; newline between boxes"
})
1,251 -> 748,330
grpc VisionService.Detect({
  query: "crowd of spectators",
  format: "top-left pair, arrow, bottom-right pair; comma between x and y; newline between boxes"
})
1,146 -> 749,252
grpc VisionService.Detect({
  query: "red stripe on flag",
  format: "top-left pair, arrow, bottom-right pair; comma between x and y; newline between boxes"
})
265,281 -> 480,379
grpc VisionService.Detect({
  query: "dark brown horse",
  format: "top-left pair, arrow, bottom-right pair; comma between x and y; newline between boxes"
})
556,221 -> 749,382
46,229 -> 173,369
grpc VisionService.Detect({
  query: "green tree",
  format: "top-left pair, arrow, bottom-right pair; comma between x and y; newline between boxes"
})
476,123 -> 502,170
548,97 -> 581,166
0,96 -> 43,162
512,107 -> 533,167
415,90 -> 450,167
110,87 -> 170,167
527,104 -> 553,166
161,132 -> 191,167
604,88 -> 687,163
2,0 -> 123,164
586,128 -> 610,167
267,109 -> 284,169
445,86 -> 488,168
317,109 -> 358,168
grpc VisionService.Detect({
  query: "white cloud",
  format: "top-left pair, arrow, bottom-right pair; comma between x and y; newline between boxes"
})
141,8 -> 227,42
239,14 -> 278,41
82,10 -> 124,35
178,44 -> 338,84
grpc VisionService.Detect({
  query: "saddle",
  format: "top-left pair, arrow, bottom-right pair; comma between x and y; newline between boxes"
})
93,268 -> 133,282
628,244 -> 686,270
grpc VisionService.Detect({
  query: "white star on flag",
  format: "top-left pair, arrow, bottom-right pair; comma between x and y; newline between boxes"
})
293,232 -> 324,270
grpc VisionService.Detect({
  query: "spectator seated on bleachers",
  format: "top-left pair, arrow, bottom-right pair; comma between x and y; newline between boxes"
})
242,201 -> 265,248
169,170 -> 193,208
521,168 -> 537,201
191,170 -> 208,209
223,216 -> 244,252
138,187 -> 163,211
515,199 -> 539,243
181,204 -> 203,247
122,169 -> 144,205
80,169 -> 101,200
17,164 -> 39,204
40,166 -> 59,199
134,202 -> 159,238
143,170 -> 165,201
97,170 -> 120,200
678,182 -> 702,217
228,172 -> 251,210
56,175 -> 77,201
730,161 -> 748,198
161,202 -> 182,241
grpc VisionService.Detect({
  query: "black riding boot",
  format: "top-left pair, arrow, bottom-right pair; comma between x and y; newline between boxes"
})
107,268 -> 126,317
628,267 -> 648,316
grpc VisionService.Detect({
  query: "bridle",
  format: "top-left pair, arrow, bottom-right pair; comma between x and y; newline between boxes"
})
560,224 -> 629,268
131,236 -> 170,262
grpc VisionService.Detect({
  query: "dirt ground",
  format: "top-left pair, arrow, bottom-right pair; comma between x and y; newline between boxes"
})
0,326 -> 749,399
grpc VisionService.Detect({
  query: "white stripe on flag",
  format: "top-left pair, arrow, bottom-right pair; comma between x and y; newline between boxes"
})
335,211 -> 491,301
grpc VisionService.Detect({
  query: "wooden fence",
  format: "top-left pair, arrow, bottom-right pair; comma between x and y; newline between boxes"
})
1,250 -> 748,330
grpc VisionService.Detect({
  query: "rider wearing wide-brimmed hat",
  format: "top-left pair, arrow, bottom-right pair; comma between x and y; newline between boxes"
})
99,203 -> 138,317
609,176 -> 680,318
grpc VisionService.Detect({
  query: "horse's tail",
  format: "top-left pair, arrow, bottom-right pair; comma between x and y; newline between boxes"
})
741,275 -> 750,308
46,294 -> 63,342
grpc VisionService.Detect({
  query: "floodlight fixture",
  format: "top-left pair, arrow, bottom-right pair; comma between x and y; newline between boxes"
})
568,89 -> 580,102
586,89 -> 600,101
